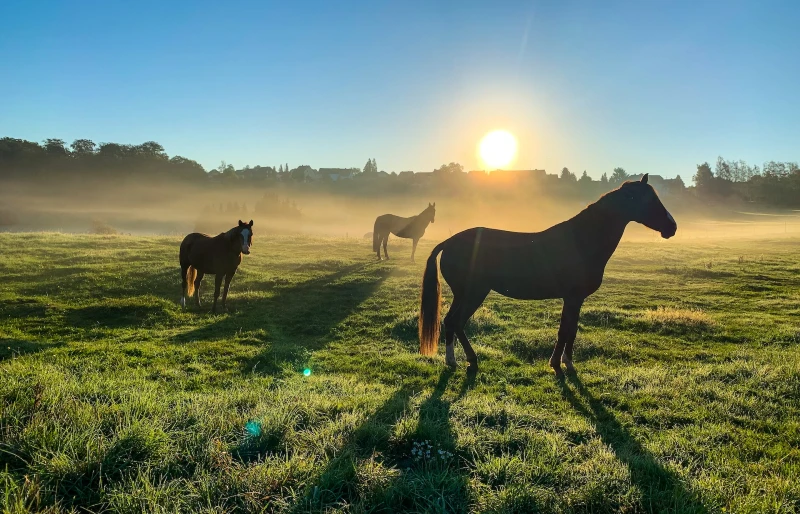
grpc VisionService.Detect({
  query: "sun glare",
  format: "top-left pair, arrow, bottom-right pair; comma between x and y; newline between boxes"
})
479,130 -> 517,169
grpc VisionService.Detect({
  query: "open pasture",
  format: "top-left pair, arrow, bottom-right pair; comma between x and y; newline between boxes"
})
1,233 -> 799,513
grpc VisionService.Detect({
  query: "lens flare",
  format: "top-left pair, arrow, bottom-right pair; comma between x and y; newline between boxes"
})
303,368 -> 312,377
245,420 -> 261,437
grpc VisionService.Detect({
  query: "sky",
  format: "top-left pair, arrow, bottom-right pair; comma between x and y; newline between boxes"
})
1,0 -> 798,179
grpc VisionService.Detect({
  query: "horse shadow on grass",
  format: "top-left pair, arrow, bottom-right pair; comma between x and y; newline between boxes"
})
288,369 -> 474,513
561,375 -> 708,513
172,262 -> 392,376
0,337 -> 64,362
65,303 -> 170,329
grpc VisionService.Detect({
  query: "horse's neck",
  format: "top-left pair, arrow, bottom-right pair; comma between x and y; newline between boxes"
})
571,205 -> 628,264
218,231 -> 240,255
409,213 -> 430,228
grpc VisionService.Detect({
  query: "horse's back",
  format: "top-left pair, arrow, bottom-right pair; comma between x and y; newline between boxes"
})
180,232 -> 214,262
440,227 -> 594,299
181,232 -> 211,249
374,213 -> 398,230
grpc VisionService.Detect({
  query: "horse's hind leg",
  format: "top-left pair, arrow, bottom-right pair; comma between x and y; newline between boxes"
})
382,234 -> 389,260
551,297 -> 584,378
446,289 -> 489,371
411,238 -> 418,263
194,271 -> 205,307
180,264 -> 189,307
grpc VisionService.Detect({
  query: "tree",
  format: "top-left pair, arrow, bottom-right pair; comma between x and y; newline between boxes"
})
170,156 -> 206,178
98,142 -> 132,159
693,162 -> 714,194
136,141 -> 167,159
715,156 -> 732,182
560,167 -> 576,182
434,162 -> 463,174
600,172 -> 608,184
579,170 -> 591,183
610,167 -> 629,185
674,175 -> 685,189
70,139 -> 96,155
43,139 -> 68,156
363,158 -> 378,174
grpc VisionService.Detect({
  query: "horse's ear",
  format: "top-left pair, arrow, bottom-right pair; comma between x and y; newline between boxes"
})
641,174 -> 648,184
432,202 -> 435,207
248,220 -> 253,226
428,202 -> 432,207
238,219 -> 244,226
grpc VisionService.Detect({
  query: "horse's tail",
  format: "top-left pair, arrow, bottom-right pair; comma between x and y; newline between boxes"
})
372,217 -> 381,252
419,241 -> 446,356
185,266 -> 197,297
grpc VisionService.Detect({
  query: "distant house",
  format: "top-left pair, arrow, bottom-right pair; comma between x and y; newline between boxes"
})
318,168 -> 358,181
467,169 -> 545,178
470,169 -> 546,183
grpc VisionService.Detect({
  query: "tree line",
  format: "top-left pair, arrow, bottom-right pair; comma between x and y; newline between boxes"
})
693,157 -> 800,207
1,136 -> 798,208
0,137 -> 207,184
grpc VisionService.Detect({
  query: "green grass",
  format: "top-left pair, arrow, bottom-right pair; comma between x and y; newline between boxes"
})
1,232 -> 799,513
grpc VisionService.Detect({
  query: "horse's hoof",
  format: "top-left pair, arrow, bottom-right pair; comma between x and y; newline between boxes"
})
466,360 -> 478,373
562,362 -> 576,374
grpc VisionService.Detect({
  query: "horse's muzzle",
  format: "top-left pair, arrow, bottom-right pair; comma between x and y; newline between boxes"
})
242,246 -> 251,255
660,210 -> 677,239
660,222 -> 677,239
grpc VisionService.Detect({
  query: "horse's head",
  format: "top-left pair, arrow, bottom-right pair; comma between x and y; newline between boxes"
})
613,175 -> 677,239
425,202 -> 436,224
235,219 -> 253,254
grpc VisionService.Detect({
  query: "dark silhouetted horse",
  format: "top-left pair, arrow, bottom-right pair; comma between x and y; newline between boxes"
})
418,175 -> 677,377
180,220 -> 253,313
373,203 -> 435,261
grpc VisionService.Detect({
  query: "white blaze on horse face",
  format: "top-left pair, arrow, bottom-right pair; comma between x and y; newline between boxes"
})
241,228 -> 251,253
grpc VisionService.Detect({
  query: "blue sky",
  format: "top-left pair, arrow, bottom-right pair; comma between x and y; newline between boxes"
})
1,0 -> 798,178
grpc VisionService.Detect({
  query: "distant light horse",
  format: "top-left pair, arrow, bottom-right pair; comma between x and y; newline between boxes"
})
373,203 -> 436,262
179,220 -> 253,313
418,175 -> 677,377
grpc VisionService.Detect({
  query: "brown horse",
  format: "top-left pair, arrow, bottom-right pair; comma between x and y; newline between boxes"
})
180,220 -> 253,313
418,175 -> 677,377
373,203 -> 436,261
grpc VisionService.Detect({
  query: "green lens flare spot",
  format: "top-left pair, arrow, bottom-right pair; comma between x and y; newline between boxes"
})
303,368 -> 312,377
245,420 -> 261,437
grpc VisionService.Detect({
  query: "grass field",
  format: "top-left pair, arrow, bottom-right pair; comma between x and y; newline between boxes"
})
1,232 -> 799,513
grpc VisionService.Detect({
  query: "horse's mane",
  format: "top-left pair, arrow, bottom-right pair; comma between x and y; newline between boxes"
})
221,226 -> 240,239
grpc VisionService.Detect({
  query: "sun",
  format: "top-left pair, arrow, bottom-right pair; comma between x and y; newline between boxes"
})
479,130 -> 517,169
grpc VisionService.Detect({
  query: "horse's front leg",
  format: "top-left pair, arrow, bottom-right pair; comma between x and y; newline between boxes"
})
221,270 -> 235,311
550,297 -> 584,378
411,238 -> 418,262
212,274 -> 223,313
